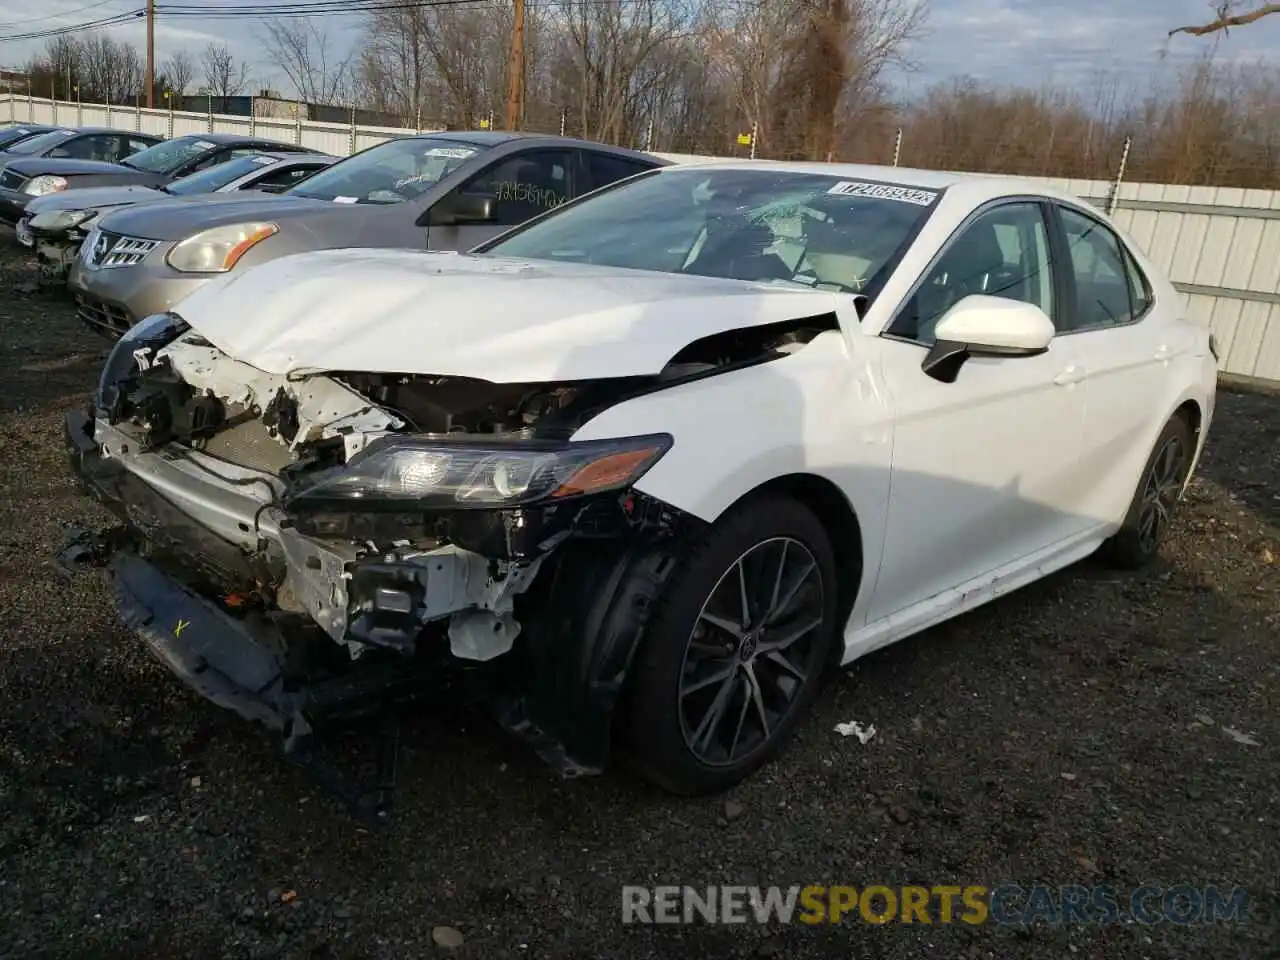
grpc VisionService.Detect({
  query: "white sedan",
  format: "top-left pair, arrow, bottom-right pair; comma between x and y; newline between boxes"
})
64,161 -> 1216,804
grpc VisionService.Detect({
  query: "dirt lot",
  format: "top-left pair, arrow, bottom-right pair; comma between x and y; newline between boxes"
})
0,244 -> 1276,960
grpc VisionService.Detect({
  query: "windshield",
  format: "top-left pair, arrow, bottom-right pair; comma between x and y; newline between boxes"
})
166,154 -> 273,196
0,127 -> 49,150
482,168 -> 941,294
287,136 -> 484,204
6,129 -> 74,156
123,136 -> 213,174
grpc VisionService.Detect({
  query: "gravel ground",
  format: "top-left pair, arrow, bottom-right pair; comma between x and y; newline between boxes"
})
0,244 -> 1276,960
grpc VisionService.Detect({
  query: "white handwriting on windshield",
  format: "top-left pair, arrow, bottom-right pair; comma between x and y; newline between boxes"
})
394,173 -> 437,189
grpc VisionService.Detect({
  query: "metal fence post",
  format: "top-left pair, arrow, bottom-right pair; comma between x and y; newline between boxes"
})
250,96 -> 256,137
135,94 -> 141,131
295,101 -> 302,145
167,94 -> 174,138
349,104 -> 356,154
892,127 -> 903,166
27,81 -> 33,121
208,96 -> 214,133
1107,135 -> 1132,216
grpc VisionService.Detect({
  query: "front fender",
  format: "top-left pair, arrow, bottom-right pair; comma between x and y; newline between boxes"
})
570,331 -> 894,525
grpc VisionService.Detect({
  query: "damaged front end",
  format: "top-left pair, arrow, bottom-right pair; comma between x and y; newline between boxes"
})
63,311 -> 767,814
29,209 -> 97,284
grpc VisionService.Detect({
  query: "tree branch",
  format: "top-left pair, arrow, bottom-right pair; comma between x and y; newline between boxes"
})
1168,2 -> 1279,37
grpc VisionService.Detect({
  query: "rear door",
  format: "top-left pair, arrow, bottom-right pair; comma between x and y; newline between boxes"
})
1050,203 -> 1171,526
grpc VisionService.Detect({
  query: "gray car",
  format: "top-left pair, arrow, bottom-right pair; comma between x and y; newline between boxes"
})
25,151 -> 336,282
69,131 -> 667,338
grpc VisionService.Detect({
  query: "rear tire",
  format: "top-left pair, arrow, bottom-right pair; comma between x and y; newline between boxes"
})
620,495 -> 839,795
1099,416 -> 1194,570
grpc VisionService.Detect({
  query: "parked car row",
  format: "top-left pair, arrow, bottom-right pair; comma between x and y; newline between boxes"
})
3,123 -> 666,337
47,122 -> 1216,813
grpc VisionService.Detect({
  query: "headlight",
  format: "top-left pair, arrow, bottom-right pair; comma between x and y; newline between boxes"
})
286,434 -> 673,512
97,312 -> 190,410
29,208 -> 97,232
23,175 -> 68,197
166,222 -> 278,273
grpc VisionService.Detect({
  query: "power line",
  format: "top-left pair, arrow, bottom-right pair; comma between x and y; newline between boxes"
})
157,0 -> 497,15
0,0 -> 134,28
0,10 -> 144,43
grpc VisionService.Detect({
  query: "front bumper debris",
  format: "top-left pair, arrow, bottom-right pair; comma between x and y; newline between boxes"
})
61,351 -> 694,815
33,233 -> 82,284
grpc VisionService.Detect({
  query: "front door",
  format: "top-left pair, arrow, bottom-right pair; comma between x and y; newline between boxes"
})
425,149 -> 575,251
866,200 -> 1092,623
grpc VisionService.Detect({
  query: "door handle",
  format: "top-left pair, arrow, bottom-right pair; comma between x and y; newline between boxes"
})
1053,365 -> 1087,386
1154,344 -> 1172,362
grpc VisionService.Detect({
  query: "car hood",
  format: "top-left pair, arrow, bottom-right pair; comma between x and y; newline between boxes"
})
98,193 -> 347,240
174,248 -> 845,383
26,184 -> 164,215
3,158 -> 154,178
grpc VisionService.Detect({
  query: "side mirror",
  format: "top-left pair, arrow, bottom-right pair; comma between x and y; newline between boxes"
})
922,294 -> 1055,383
425,192 -> 496,227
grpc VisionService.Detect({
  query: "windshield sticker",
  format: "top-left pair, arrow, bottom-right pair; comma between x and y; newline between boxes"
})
332,195 -> 359,204
495,181 -> 566,209
826,181 -> 938,206
251,155 -> 276,165
194,140 -> 216,150
394,173 -> 437,189
422,147 -> 474,159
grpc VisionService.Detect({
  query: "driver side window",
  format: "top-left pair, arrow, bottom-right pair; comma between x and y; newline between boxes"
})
891,202 -> 1055,345
455,150 -> 572,227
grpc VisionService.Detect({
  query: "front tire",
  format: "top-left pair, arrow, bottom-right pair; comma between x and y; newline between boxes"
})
1099,415 -> 1194,570
620,495 -> 839,795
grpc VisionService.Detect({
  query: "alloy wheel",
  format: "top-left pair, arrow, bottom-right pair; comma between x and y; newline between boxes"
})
1137,435 -> 1187,555
678,536 -> 825,766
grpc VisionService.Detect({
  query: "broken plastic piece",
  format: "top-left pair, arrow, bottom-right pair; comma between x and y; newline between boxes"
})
834,720 -> 877,744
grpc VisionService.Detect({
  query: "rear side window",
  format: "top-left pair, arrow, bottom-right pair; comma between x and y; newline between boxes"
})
1058,206 -> 1150,330
584,152 -> 655,191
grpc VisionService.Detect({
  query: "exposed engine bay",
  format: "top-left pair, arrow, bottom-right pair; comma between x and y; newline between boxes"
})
62,309 -> 835,815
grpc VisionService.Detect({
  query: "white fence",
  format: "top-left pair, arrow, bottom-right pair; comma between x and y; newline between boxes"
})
4,94 -> 1278,384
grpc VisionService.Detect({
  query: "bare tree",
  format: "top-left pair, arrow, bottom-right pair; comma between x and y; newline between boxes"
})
25,36 -> 84,100
1169,2 -> 1279,37
202,42 -> 251,109
261,19 -> 353,105
556,0 -> 696,143
79,35 -> 143,103
160,50 -> 197,96
709,0 -> 924,160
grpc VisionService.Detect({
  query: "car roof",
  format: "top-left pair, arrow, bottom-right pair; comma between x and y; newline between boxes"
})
61,126 -> 135,136
171,131 -> 297,146
652,159 -> 1084,207
254,150 -> 337,161
413,129 -> 662,160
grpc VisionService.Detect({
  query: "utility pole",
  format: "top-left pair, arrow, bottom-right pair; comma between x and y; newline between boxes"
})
504,0 -> 525,130
145,0 -> 156,108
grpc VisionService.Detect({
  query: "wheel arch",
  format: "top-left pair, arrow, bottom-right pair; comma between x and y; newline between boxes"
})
722,471 -> 866,656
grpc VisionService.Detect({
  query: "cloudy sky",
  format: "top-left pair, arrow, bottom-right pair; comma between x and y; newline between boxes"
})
0,0 -> 1276,99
